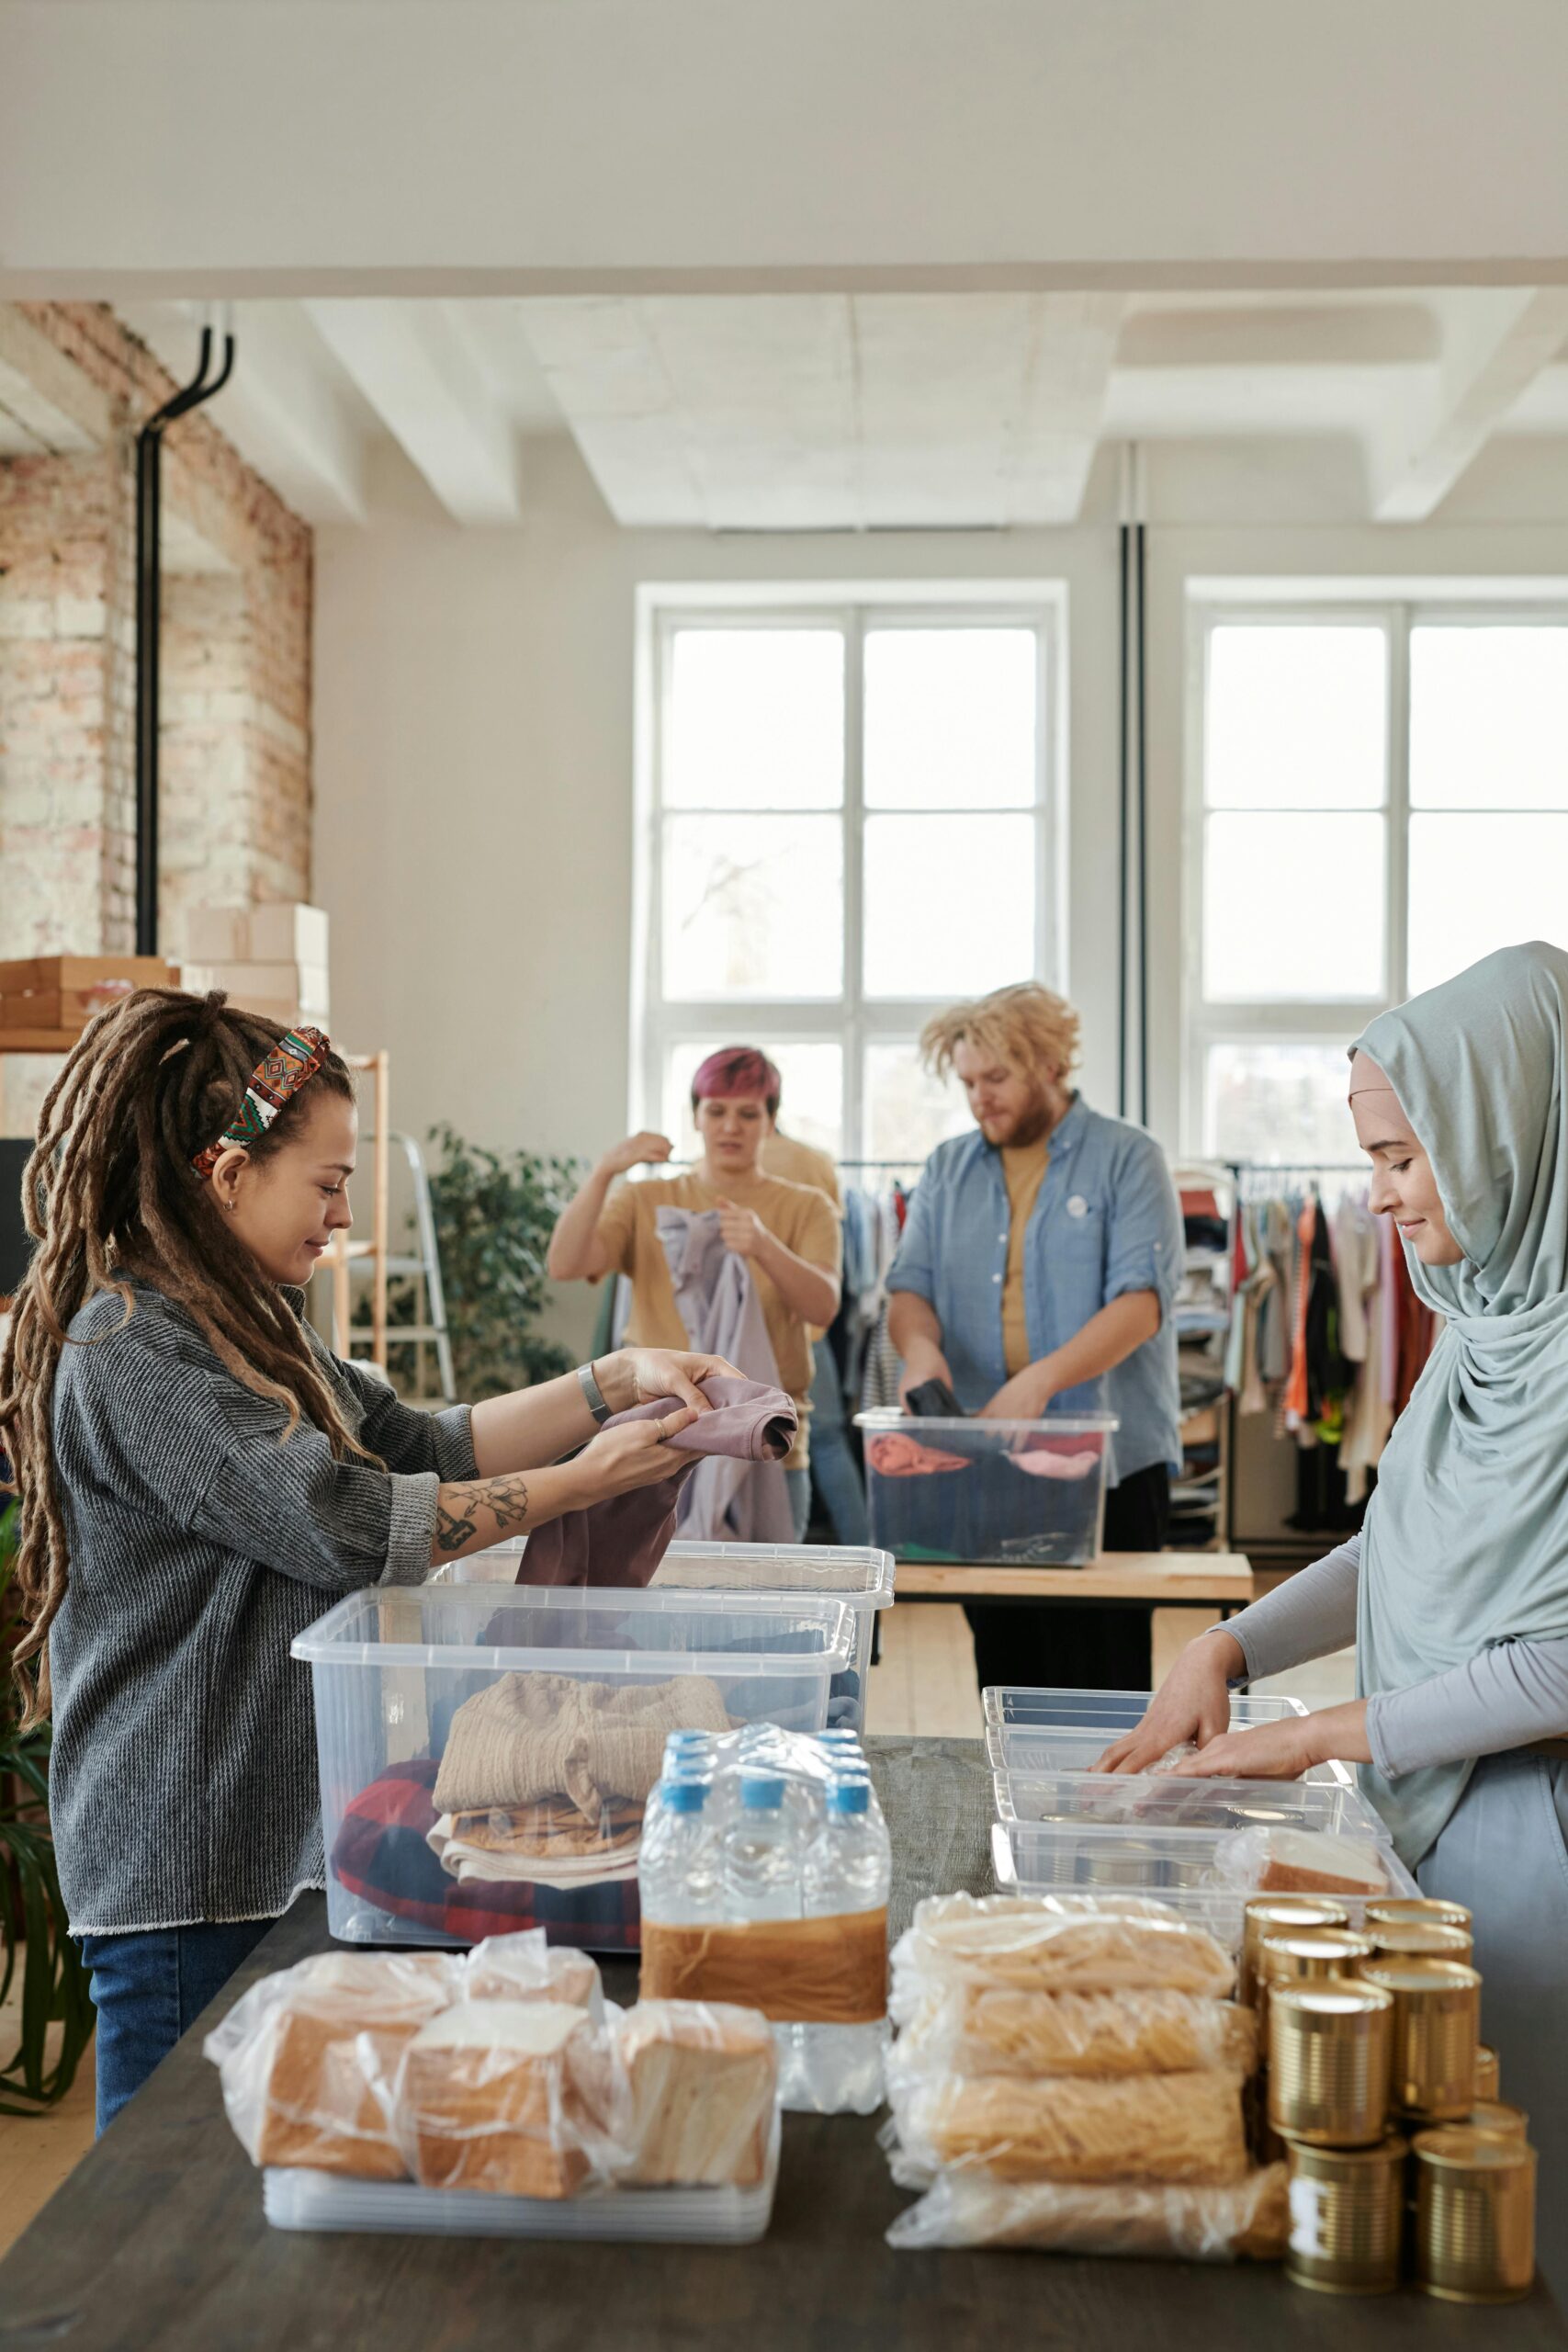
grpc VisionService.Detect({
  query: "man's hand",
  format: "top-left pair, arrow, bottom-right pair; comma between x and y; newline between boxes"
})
715,1199 -> 767,1260
598,1130 -> 674,1179
980,1362 -> 1059,1420
897,1336 -> 954,1405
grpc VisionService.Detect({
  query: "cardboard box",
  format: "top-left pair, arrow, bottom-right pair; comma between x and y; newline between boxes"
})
184,903 -> 330,968
0,955 -> 179,997
184,964 -> 330,1021
183,908 -> 252,962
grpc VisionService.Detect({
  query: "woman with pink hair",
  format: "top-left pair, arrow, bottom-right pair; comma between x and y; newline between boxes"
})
547,1048 -> 842,1539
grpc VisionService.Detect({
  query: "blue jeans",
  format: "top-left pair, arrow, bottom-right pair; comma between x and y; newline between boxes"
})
79,1917 -> 275,2135
807,1338 -> 870,1547
784,1466 -> 811,1543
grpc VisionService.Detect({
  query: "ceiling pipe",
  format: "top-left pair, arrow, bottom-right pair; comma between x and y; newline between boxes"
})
135,315 -> 235,956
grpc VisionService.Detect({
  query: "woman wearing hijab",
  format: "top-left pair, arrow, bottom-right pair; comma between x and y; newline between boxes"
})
1100,942 -> 1568,2262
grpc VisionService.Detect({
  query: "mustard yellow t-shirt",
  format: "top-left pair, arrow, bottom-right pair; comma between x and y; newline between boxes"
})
1000,1138 -> 1051,1379
594,1170 -> 841,1470
761,1131 -> 842,1214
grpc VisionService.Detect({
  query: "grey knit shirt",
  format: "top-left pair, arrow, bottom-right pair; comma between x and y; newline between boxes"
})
47,1281 -> 475,1934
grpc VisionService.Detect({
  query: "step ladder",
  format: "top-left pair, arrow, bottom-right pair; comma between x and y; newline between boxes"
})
333,1131 -> 457,1404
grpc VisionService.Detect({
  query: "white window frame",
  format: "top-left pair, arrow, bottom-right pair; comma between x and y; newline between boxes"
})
633,581 -> 1068,1162
1183,588 -> 1568,1159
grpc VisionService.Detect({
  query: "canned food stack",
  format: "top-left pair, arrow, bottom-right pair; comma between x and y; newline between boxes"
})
881,1891 -> 1290,2258
1248,1894 -> 1539,2300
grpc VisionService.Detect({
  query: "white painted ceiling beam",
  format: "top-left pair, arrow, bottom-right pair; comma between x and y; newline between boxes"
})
1371,288 -> 1568,521
305,299 -> 522,526
1010,293 -> 1125,524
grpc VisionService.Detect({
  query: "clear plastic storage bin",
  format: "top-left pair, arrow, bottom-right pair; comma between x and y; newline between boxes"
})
435,1539 -> 895,1734
852,1411 -> 1118,1566
983,1685 -> 1353,1789
262,2111 -> 780,2245
993,1768 -> 1390,1841
991,1817 -> 1421,1945
293,1586 -> 853,1952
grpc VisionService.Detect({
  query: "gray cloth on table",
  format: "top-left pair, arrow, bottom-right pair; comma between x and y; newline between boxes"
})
47,1280 -> 476,1936
1227,1532 -> 1568,1782
656,1206 -> 795,1544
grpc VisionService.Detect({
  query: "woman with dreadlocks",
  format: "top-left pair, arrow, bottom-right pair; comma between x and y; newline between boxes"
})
0,989 -> 737,2131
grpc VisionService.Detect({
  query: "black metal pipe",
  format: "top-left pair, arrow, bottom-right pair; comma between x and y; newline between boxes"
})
1116,521 -> 1130,1118
135,326 -> 235,955
1134,517 -> 1149,1127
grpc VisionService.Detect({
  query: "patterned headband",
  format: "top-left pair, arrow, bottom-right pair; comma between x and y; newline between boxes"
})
191,1024 -> 332,1180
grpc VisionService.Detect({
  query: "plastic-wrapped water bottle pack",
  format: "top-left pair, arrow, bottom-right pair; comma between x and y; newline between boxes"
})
638,1726 -> 892,2115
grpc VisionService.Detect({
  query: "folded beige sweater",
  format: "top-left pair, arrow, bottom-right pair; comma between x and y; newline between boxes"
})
433,1670 -> 731,1823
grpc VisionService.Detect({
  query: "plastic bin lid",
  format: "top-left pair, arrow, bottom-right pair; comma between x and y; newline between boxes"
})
982,1684 -> 1311,1725
290,1582 -> 856,1677
459,1536 -> 897,1607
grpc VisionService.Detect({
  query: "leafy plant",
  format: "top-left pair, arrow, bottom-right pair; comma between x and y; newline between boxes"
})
380,1127 -> 581,1402
0,1500 -> 96,2114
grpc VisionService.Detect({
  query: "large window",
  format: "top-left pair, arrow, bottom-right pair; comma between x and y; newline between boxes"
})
637,593 -> 1064,1165
1187,604 -> 1568,1161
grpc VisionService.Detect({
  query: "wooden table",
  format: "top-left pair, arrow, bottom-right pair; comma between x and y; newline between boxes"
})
892,1550 -> 1258,1607
1,1736 -> 1560,2352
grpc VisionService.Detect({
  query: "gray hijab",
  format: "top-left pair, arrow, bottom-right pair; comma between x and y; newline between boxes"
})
1353,940 -> 1568,1864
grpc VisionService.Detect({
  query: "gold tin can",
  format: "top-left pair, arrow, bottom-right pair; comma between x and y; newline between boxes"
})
1467,2099 -> 1529,2144
1366,1896 -> 1472,1933
1284,2135 -> 1409,2295
1367,1918 -> 1473,1963
1269,1983 -> 1393,2147
1475,2043 -> 1501,2101
1359,1959 -> 1479,2122
1242,1896 -> 1351,2006
1258,1930 -> 1375,2039
1414,2127 -> 1536,2302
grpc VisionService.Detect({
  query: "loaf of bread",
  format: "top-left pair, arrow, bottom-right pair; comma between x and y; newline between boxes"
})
892,1893 -> 1235,2005
892,2067 -> 1248,2185
1252,1831 -> 1389,1897
895,1984 -> 1258,2081
397,1999 -> 602,2198
204,1951 -> 458,2178
462,1930 -> 603,2016
886,2162 -> 1290,2258
615,2001 -> 778,2188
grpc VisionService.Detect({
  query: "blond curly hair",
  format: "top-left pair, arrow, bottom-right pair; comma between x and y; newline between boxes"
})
919,981 -> 1082,1085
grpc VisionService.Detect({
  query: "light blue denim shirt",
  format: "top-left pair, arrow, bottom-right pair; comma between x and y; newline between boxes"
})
887,1096 -> 1183,1484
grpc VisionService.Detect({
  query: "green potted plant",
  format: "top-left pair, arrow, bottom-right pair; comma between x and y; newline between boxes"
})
0,1499 -> 96,2113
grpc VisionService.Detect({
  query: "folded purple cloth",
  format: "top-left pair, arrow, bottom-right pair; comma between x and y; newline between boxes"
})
520,1374 -> 797,1587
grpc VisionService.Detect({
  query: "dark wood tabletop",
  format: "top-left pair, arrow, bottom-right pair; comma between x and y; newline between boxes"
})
1,1735 -> 1562,2352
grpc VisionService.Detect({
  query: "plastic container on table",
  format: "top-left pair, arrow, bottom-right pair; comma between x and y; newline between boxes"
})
992,1766 -> 1390,1840
990,1818 -> 1421,1948
293,1585 -> 854,1952
261,2111 -> 781,2245
433,1539 -> 895,1736
983,1685 -> 1354,1790
852,1411 -> 1119,1566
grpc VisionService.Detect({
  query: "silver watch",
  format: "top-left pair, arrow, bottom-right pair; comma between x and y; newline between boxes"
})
579,1360 -> 612,1424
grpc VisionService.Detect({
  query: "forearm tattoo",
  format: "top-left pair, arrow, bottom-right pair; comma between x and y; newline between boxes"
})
434,1472 -> 533,1556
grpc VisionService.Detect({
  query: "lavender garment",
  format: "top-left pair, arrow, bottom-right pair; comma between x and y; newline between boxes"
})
519,1375 -> 798,1587
657,1206 -> 798,1544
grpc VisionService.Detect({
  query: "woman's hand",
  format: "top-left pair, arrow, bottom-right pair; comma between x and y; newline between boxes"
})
600,1348 -> 742,1415
715,1199 -> 767,1260
1090,1628 -> 1245,1772
1182,1717 -> 1320,1782
572,1409 -> 700,1499
598,1130 -> 674,1179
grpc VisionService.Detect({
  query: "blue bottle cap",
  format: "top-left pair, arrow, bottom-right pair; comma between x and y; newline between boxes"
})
660,1777 -> 710,1814
666,1729 -> 709,1749
739,1774 -> 787,1810
828,1778 -> 871,1815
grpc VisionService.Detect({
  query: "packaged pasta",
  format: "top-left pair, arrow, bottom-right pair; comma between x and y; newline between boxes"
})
888,2066 -> 1249,2186
886,2162 -> 1290,2258
891,1892 -> 1235,2007
892,1983 -> 1257,2081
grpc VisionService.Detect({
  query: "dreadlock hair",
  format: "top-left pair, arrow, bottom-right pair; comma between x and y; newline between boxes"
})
0,987 -> 368,1730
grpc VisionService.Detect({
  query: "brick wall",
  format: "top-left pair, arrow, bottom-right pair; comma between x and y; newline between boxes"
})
0,302 -> 311,960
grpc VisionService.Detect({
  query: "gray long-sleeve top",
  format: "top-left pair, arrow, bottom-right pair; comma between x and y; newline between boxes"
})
1225,1533 -> 1568,1779
48,1280 -> 476,1934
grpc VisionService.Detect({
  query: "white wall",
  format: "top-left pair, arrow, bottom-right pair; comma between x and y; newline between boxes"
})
6,1 -> 1568,290
315,431 -> 1568,1366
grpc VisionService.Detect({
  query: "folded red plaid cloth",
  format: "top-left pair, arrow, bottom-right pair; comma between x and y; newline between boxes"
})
330,1759 -> 642,1953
